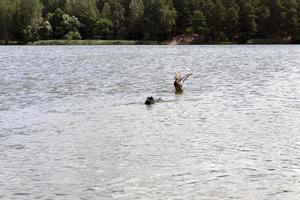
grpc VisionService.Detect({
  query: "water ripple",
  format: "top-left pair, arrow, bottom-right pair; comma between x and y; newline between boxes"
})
0,45 -> 300,200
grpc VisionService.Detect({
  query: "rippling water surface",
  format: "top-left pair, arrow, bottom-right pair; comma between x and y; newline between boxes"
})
0,46 -> 300,200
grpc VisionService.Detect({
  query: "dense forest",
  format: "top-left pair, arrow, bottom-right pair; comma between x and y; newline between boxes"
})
1,0 -> 300,44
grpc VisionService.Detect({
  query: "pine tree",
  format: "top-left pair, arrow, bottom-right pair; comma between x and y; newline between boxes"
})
109,0 -> 126,39
143,0 -> 162,39
172,0 -> 189,34
159,0 -> 177,37
102,2 -> 112,19
191,10 -> 207,35
238,1 -> 257,40
281,0 -> 299,39
225,7 -> 239,40
209,0 -> 226,40
128,0 -> 144,39
0,0 -> 16,42
256,4 -> 271,37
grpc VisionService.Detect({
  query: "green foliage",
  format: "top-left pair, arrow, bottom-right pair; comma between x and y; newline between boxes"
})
172,0 -> 189,33
39,20 -> 53,39
14,0 -> 42,43
65,0 -> 99,38
208,0 -> 226,39
2,0 -> 300,43
281,0 -> 299,37
238,1 -> 257,40
144,0 -> 176,40
94,18 -> 112,39
201,0 -> 214,36
160,0 -> 177,37
225,7 -> 239,40
256,5 -> 271,37
0,0 -> 16,42
101,2 -> 112,19
41,0 -> 66,14
64,31 -> 81,39
97,0 -> 105,11
191,10 -> 207,35
128,0 -> 144,39
48,8 -> 81,39
143,0 -> 162,39
109,0 -> 126,39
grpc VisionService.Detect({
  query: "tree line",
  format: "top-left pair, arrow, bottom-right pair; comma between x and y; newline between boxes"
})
1,0 -> 300,43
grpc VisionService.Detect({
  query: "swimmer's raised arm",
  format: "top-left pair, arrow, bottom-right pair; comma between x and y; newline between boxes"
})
181,73 -> 192,83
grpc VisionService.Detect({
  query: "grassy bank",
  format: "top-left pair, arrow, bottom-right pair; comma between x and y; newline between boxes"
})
193,39 -> 286,45
0,41 -> 18,45
246,38 -> 285,44
30,40 -> 159,45
193,41 -> 234,45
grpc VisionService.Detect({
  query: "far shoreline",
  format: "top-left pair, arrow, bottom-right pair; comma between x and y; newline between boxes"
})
0,38 -> 299,46
0,40 -> 159,46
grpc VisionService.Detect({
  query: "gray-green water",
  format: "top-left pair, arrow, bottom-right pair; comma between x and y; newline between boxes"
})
0,46 -> 300,200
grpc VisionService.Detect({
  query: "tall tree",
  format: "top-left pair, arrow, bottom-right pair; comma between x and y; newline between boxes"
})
281,0 -> 299,39
263,0 -> 284,37
14,0 -> 42,43
0,0 -> 16,42
159,0 -> 177,37
172,0 -> 189,33
200,0 -> 214,38
209,0 -> 226,39
128,0 -> 144,39
143,0 -> 162,39
101,2 -> 112,19
109,0 -> 126,39
144,0 -> 176,39
191,10 -> 207,35
238,1 -> 257,40
256,4 -> 271,37
224,6 -> 239,40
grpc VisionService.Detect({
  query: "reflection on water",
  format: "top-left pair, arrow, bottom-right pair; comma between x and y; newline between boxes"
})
0,46 -> 300,200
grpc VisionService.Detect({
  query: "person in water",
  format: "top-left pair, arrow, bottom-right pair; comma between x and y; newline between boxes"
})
145,97 -> 162,105
145,72 -> 192,105
174,72 -> 192,93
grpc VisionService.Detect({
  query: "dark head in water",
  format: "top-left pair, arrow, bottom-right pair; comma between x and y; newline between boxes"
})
145,97 -> 155,105
145,97 -> 162,105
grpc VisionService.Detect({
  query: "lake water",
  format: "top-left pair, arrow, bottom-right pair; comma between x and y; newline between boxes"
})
0,45 -> 300,200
